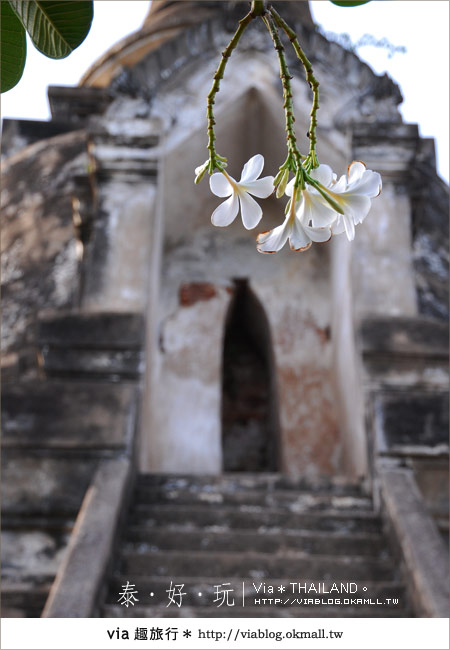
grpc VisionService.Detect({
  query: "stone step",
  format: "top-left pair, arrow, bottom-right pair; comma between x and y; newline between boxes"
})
1,583 -> 51,618
1,605 -> 44,618
137,473 -> 366,496
100,472 -> 410,619
130,504 -> 382,534
102,604 -> 409,618
135,486 -> 372,511
1,526 -> 72,618
2,515 -> 74,530
120,550 -> 396,581
125,526 -> 388,557
37,311 -> 144,350
1,454 -> 97,516
37,312 -> 144,380
1,529 -> 71,579
107,576 -> 407,607
2,380 -> 137,451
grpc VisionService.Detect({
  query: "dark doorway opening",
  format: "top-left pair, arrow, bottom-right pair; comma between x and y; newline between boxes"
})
221,279 -> 280,472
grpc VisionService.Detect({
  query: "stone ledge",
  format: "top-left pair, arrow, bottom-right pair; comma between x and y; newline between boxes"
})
47,86 -> 112,124
1,455 -> 98,517
353,122 -> 419,142
360,316 -> 449,358
378,446 -> 449,459
373,390 -> 449,451
352,122 -> 419,180
37,313 -> 145,379
2,380 -> 138,450
37,311 -> 144,349
39,348 -> 144,380
1,119 -> 77,159
1,529 -> 71,585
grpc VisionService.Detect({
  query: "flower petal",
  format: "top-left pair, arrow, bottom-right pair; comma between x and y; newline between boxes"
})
210,172 -> 233,197
303,222 -> 332,243
239,191 -> 263,229
298,190 -> 337,228
310,164 -> 334,188
340,194 -> 371,223
211,194 -> 239,227
243,176 -> 275,198
289,218 -> 312,251
331,175 -> 347,193
332,215 -> 345,235
239,154 -> 265,183
343,214 -> 355,241
347,161 -> 366,184
257,219 -> 290,253
348,170 -> 382,197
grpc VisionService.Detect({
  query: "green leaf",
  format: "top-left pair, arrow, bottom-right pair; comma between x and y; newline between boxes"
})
1,1 -> 26,93
8,0 -> 93,59
331,1 -> 371,6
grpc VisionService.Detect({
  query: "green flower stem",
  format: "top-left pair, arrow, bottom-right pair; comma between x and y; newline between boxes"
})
306,177 -> 345,215
206,9 -> 255,173
250,1 -> 266,16
262,13 -> 304,186
269,6 -> 320,168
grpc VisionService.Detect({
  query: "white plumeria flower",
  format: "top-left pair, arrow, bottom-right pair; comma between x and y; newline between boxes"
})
257,180 -> 335,253
209,154 -> 274,230
313,161 -> 382,241
286,172 -> 338,229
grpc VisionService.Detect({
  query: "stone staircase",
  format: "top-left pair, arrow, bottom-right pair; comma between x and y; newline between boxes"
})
1,312 -> 143,618
101,474 -> 412,617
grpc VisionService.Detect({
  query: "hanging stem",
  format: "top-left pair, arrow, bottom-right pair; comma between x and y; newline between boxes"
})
206,9 -> 256,173
250,1 -> 266,16
269,6 -> 320,169
262,12 -> 305,188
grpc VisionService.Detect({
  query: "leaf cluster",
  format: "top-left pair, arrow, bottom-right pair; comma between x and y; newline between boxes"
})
1,0 -> 93,93
330,1 -> 370,6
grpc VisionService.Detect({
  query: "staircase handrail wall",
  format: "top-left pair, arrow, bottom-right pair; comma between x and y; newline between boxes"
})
42,456 -> 135,617
379,467 -> 449,618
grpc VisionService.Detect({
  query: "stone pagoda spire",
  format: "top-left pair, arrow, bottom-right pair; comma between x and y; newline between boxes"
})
80,0 -> 314,88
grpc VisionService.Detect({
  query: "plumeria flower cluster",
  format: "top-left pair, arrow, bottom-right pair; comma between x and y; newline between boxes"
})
194,1 -> 382,254
201,155 -> 381,253
257,159 -> 382,253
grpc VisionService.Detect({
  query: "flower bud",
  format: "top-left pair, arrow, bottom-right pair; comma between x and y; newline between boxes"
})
273,168 -> 285,187
276,168 -> 289,198
194,161 -> 208,184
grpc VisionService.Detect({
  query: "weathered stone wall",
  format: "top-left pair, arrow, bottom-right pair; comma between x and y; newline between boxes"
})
411,139 -> 449,321
1,131 -> 88,379
351,123 -> 420,320
360,316 -> 449,536
79,113 -> 160,313
150,226 -> 339,478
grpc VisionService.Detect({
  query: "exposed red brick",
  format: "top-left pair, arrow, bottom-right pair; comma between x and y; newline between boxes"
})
277,365 -> 340,477
179,282 -> 217,306
277,308 -> 331,351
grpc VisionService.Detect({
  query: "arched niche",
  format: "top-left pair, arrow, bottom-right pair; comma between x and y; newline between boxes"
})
221,279 -> 280,472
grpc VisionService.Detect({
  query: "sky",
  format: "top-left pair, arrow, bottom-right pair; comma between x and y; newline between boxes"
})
1,1 -> 448,183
